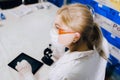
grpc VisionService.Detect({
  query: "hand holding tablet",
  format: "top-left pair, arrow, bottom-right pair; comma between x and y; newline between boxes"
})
15,60 -> 32,76
8,53 -> 43,74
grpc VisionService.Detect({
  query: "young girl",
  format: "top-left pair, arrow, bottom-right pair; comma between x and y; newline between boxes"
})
16,3 -> 109,80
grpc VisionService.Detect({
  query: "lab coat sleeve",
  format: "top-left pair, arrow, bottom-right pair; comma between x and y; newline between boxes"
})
24,73 -> 37,80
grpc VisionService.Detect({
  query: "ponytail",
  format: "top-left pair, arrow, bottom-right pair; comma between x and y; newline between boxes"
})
92,23 -> 108,60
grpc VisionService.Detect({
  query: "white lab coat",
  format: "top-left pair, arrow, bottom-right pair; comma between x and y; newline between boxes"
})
24,38 -> 109,80
48,38 -> 109,80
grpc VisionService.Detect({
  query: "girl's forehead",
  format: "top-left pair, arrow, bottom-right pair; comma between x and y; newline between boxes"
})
55,15 -> 62,23
54,15 -> 64,27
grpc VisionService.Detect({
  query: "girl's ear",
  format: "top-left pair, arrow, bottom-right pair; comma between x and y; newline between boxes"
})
73,32 -> 80,43
75,32 -> 80,40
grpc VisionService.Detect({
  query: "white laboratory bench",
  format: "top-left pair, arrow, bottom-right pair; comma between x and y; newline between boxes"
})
0,2 -> 58,80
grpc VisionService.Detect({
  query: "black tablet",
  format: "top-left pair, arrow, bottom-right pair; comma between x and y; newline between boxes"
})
8,53 -> 43,74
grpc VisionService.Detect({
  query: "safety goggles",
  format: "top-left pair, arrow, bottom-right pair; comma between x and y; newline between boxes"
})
58,28 -> 75,35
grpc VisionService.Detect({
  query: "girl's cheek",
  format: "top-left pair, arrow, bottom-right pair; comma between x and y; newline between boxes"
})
58,34 -> 75,46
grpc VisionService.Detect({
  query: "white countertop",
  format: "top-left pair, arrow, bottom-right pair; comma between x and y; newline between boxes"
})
0,2 -> 58,80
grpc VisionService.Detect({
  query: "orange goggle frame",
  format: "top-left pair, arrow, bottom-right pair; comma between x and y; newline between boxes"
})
58,28 -> 75,35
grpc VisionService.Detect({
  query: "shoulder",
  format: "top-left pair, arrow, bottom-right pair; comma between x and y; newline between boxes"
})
49,50 -> 105,80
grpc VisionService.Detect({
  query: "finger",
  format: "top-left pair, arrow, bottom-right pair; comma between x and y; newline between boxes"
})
15,62 -> 20,70
16,61 -> 25,71
17,62 -> 20,65
21,60 -> 31,70
21,60 -> 31,67
22,59 -> 27,63
15,65 -> 18,70
21,60 -> 27,67
21,60 -> 28,65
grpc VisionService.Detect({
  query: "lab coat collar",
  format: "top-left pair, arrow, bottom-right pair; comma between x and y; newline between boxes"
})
57,49 -> 95,64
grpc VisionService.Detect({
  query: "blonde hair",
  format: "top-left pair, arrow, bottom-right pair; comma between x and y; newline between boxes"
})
57,3 -> 107,60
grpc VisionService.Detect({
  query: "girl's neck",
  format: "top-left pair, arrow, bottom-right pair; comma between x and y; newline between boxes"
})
77,42 -> 90,51
69,42 -> 91,52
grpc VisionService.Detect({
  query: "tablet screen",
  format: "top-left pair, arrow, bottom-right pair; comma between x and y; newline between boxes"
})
8,53 -> 43,74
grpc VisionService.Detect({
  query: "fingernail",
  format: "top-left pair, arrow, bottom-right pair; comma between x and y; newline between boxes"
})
17,62 -> 20,65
